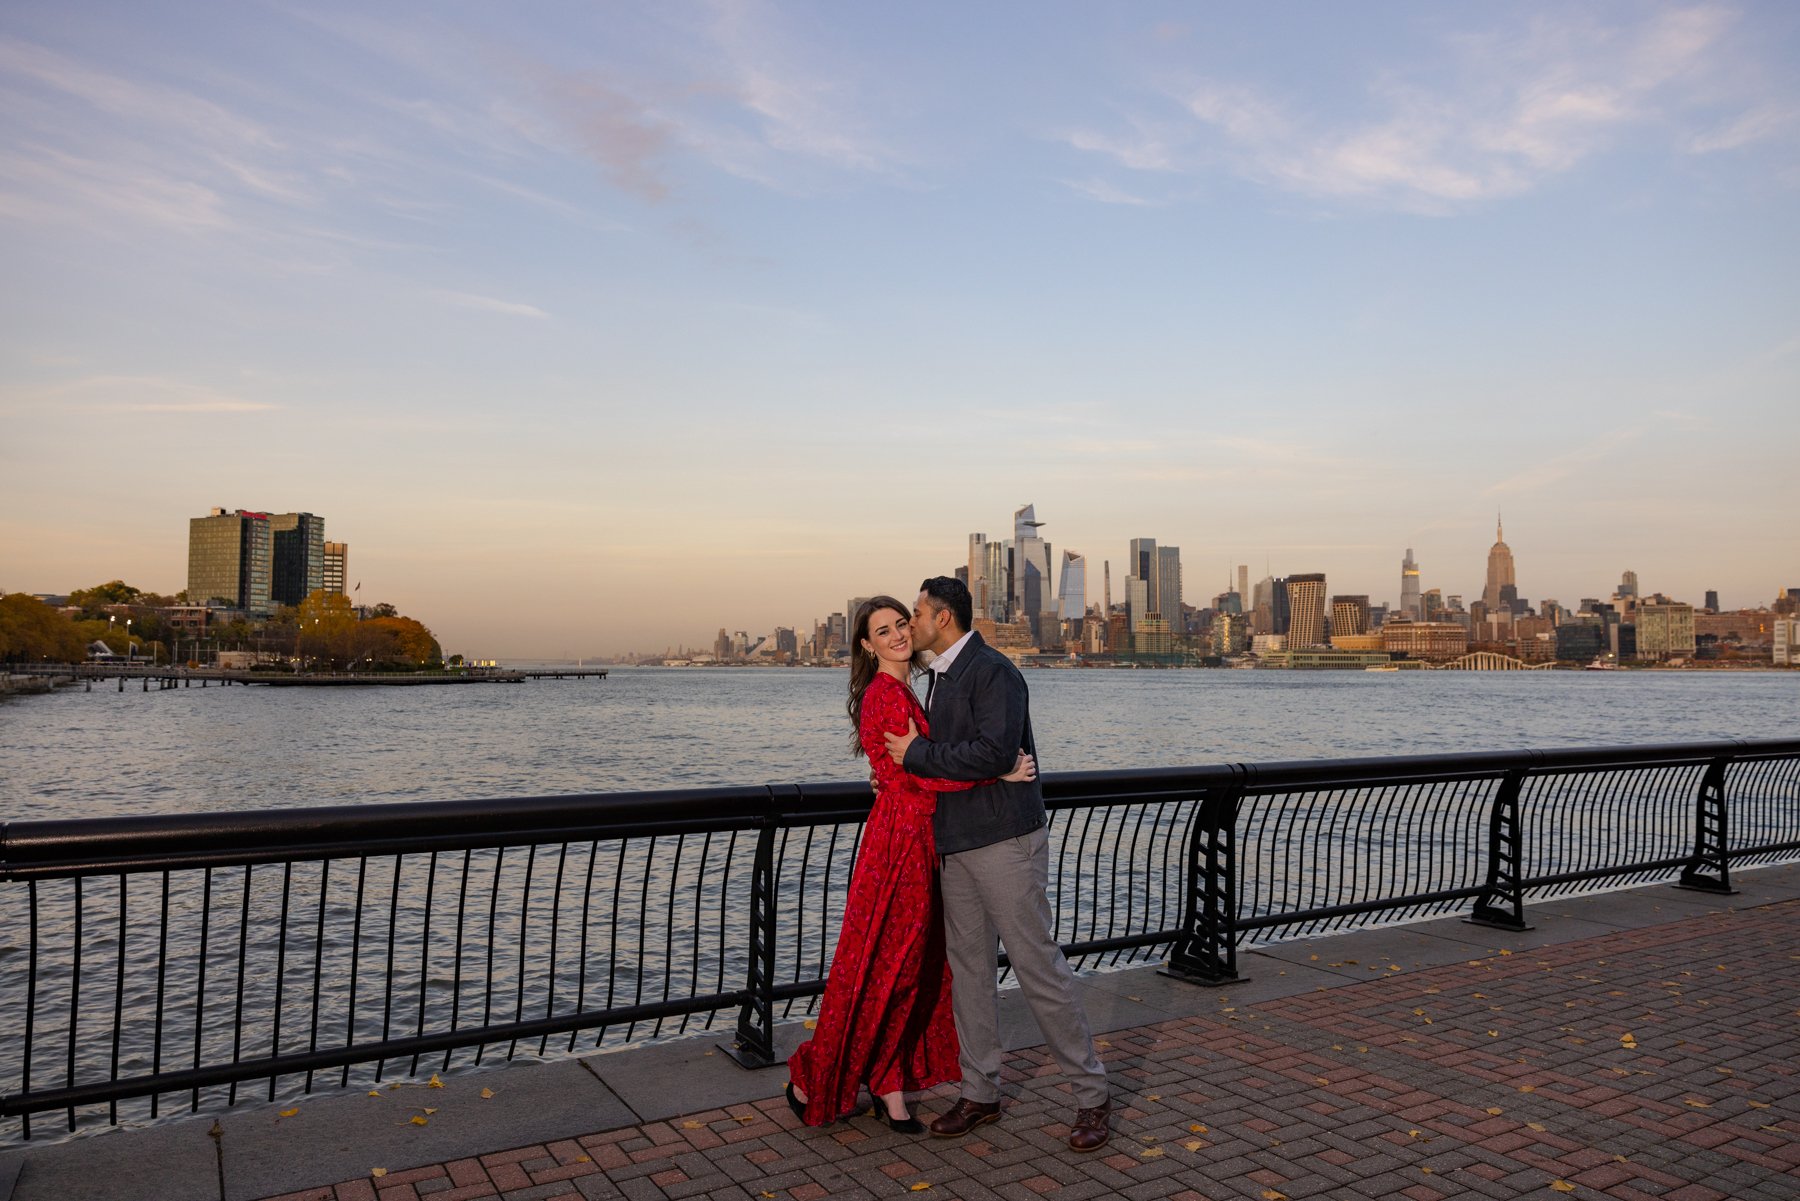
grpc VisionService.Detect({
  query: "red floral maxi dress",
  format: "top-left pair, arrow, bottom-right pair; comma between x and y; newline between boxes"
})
785,670 -> 987,1124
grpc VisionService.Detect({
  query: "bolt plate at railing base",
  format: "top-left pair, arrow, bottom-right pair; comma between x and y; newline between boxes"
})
1463,912 -> 1534,932
718,1041 -> 781,1070
1157,964 -> 1242,988
1673,876 -> 1737,895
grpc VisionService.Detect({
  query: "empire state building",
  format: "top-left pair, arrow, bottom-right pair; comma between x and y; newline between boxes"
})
1482,517 -> 1516,613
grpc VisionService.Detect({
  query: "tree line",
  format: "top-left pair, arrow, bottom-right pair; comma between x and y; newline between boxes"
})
0,581 -> 443,670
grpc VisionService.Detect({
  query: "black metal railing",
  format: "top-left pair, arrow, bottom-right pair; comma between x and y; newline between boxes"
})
2,737 -> 1796,1141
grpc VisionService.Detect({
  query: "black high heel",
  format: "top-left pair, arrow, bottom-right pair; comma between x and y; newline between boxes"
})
785,1082 -> 808,1122
869,1104 -> 926,1135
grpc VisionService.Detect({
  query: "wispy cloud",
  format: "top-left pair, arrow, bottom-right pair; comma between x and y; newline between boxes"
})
1060,177 -> 1161,206
27,375 -> 279,413
430,290 -> 550,319
1063,6 -> 1781,212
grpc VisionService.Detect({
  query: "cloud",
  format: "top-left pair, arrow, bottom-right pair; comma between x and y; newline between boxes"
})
1061,177 -> 1161,206
28,375 -> 279,413
1063,6 -> 1772,212
1686,104 -> 1798,154
430,290 -> 551,319
535,75 -> 676,202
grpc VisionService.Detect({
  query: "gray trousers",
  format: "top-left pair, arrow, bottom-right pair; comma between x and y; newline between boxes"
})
939,825 -> 1108,1109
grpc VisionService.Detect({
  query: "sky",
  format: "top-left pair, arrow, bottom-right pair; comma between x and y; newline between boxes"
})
2,1 -> 1797,658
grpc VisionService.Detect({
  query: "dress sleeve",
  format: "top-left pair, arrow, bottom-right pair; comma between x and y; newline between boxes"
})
861,677 -> 992,793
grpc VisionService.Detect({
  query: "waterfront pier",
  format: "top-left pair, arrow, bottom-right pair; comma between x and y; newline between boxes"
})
1,738 -> 1794,1199
0,869 -> 1793,1201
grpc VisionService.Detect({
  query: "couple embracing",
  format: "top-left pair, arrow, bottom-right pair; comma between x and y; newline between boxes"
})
784,576 -> 1111,1151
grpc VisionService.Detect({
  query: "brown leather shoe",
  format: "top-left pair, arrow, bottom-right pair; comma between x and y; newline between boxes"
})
929,1097 -> 1001,1137
1067,1100 -> 1111,1152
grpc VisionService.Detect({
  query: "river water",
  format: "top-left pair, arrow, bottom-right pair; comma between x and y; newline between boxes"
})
2,666 -> 1795,822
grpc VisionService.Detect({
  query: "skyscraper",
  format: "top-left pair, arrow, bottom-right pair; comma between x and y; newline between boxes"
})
967,533 -> 990,619
1330,595 -> 1371,637
1012,505 -> 1053,640
1401,548 -> 1421,619
1619,570 -> 1640,600
269,512 -> 326,606
1058,552 -> 1087,620
187,508 -> 273,614
1129,538 -> 1157,611
322,542 -> 348,596
1125,576 -> 1149,633
1287,573 -> 1327,647
1482,518 -> 1516,613
1156,546 -> 1182,630
1236,565 -> 1249,610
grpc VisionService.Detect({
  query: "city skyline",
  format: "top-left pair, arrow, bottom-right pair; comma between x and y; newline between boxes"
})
3,3 -> 1797,657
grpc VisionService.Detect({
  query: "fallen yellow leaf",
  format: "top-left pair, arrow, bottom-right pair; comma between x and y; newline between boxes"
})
423,1108 -> 437,1115
1141,1147 -> 1164,1158
1549,1183 -> 1575,1194
410,1116 -> 428,1126
683,1121 -> 702,1129
802,1019 -> 817,1030
1261,1191 -> 1287,1201
734,1114 -> 756,1123
1189,1123 -> 1208,1133
427,1074 -> 443,1088
1520,1085 -> 1536,1093
1486,1107 -> 1503,1116
1527,1122 -> 1546,1132
1146,1094 -> 1160,1102
1498,949 -> 1513,956
370,1168 -> 387,1178
479,1088 -> 494,1099
1184,1140 -> 1204,1151
367,1091 -> 382,1098
909,1184 -> 931,1193
1488,1031 -> 1499,1038
279,1108 -> 298,1118
1407,1130 -> 1422,1138
1748,1100 -> 1770,1109
1684,1099 -> 1712,1109
576,1155 -> 590,1163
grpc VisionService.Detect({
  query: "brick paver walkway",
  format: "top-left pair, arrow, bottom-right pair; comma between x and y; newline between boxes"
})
259,902 -> 1799,1201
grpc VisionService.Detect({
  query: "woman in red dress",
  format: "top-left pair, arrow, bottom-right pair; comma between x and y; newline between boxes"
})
785,596 -> 1035,1132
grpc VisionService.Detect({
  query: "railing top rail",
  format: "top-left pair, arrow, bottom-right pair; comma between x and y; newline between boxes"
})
5,738 -> 1796,880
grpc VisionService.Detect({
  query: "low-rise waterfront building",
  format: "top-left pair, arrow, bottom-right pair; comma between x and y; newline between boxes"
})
1380,619 -> 1469,663
1261,648 -> 1392,669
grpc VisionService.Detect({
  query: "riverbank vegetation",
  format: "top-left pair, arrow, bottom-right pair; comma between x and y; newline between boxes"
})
0,583 -> 443,670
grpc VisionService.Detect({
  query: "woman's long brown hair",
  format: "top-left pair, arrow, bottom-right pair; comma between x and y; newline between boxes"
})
846,595 -> 914,758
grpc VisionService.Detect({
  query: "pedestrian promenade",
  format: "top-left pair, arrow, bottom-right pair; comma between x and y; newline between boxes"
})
5,867 -> 1796,1201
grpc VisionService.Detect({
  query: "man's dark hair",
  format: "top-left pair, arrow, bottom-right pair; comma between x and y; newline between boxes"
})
919,575 -> 973,633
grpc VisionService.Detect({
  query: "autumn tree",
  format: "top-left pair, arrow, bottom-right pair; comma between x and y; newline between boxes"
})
68,580 -> 143,613
0,594 -> 87,663
364,616 -> 443,667
296,590 -> 360,669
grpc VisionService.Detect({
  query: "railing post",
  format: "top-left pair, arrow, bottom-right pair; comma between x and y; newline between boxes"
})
1160,783 -> 1243,986
1676,755 -> 1737,894
1467,768 -> 1534,930
723,785 -> 785,1067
